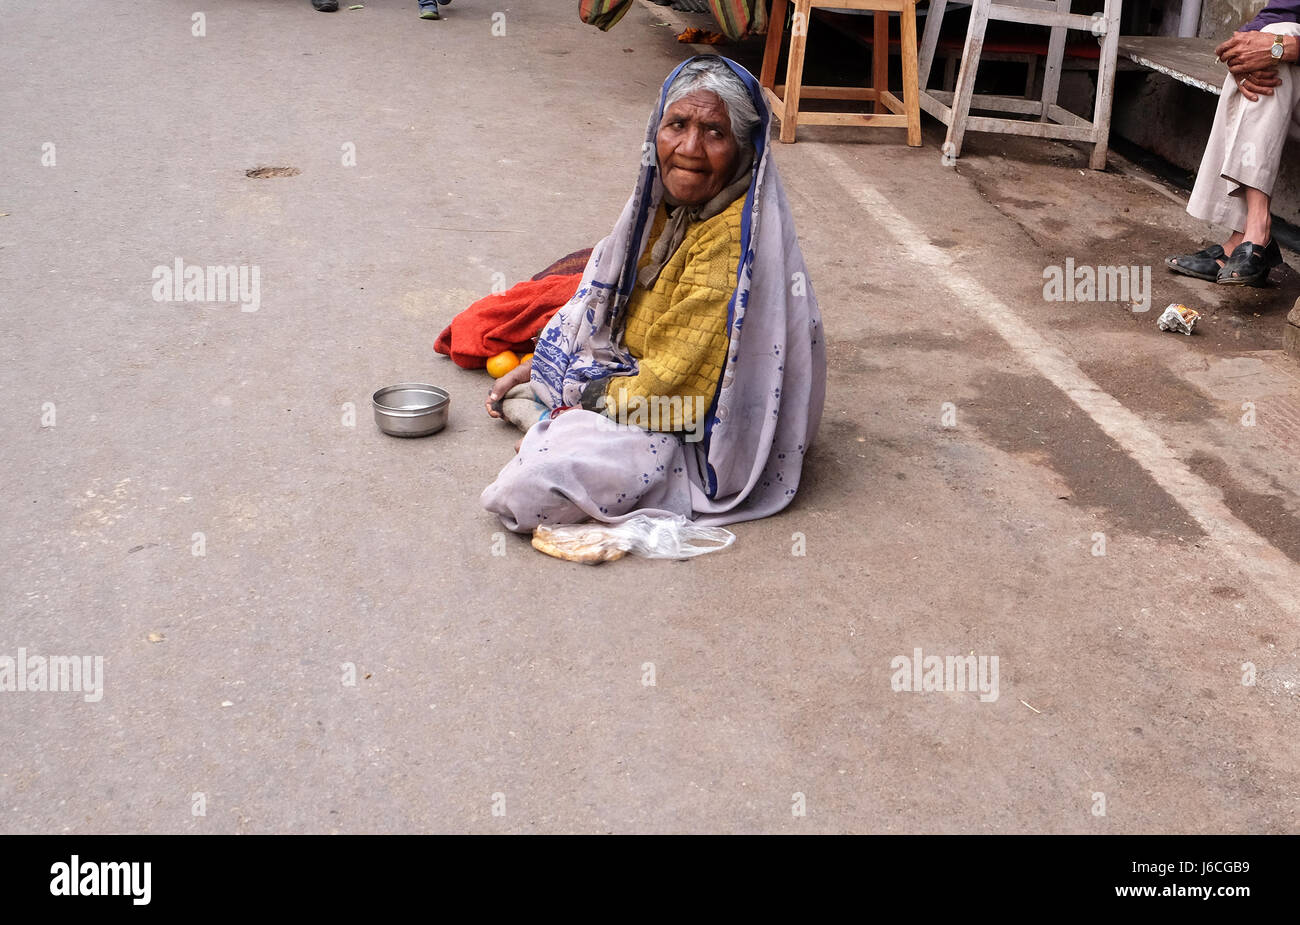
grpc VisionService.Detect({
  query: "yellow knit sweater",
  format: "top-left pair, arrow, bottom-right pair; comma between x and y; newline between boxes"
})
603,195 -> 744,433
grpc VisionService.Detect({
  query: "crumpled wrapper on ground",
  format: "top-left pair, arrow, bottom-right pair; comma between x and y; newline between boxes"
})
1157,303 -> 1200,335
531,514 -> 735,564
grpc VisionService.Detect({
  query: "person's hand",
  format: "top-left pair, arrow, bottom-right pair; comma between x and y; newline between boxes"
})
1238,68 -> 1283,101
484,358 -> 532,418
1216,31 -> 1283,78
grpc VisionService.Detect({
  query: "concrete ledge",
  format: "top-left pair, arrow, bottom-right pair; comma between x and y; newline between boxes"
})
1118,36 -> 1227,95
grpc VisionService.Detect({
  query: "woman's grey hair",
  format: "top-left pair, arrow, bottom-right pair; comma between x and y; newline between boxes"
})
663,57 -> 761,150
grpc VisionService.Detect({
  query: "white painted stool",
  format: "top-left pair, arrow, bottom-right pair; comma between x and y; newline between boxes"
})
917,0 -> 1122,169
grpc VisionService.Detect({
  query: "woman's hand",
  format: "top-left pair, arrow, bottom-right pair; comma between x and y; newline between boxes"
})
485,358 -> 533,418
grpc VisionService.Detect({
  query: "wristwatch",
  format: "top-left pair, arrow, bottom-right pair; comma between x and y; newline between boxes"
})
1271,35 -> 1286,60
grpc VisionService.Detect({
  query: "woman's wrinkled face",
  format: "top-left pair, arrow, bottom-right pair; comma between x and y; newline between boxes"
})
656,90 -> 740,207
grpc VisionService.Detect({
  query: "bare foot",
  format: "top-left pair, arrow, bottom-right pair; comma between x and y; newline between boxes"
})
485,359 -> 532,419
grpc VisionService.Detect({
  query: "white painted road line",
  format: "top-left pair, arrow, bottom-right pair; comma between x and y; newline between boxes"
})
815,148 -> 1300,620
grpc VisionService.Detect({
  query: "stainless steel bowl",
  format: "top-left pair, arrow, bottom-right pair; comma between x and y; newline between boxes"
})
372,383 -> 450,437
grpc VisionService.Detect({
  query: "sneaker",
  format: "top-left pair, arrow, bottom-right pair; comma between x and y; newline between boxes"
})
419,0 -> 441,16
312,0 -> 339,10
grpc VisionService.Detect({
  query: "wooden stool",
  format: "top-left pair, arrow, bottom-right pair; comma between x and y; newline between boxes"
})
916,0 -> 1121,169
760,0 -> 922,146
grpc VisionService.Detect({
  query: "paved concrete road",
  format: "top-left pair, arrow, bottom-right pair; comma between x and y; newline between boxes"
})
2,0 -> 1297,833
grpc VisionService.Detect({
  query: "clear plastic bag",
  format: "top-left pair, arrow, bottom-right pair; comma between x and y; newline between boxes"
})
531,514 -> 735,563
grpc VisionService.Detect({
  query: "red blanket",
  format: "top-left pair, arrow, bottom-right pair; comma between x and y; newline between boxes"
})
434,251 -> 590,369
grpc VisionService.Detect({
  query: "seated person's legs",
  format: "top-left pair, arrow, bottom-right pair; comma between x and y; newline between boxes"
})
481,410 -> 693,532
1168,23 -> 1300,284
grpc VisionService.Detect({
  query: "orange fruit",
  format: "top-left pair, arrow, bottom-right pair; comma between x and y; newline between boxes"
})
519,353 -> 534,365
485,350 -> 520,379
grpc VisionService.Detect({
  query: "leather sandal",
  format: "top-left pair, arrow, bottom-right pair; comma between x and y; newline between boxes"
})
1217,239 -> 1282,286
1165,244 -> 1226,281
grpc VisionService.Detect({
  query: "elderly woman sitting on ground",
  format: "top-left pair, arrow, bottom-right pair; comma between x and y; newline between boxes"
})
481,55 -> 826,533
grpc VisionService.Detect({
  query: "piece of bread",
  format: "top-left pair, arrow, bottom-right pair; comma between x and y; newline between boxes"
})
531,526 -> 627,564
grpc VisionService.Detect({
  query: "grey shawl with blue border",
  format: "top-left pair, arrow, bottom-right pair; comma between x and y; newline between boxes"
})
528,55 -> 826,526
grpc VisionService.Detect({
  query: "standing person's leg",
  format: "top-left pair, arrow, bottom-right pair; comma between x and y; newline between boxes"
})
418,0 -> 442,18
1169,23 -> 1300,283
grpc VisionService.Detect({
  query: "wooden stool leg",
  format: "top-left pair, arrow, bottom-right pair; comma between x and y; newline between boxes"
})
946,0 -> 990,159
761,0 -> 789,91
1089,0 -> 1121,169
901,1 -> 921,146
780,0 -> 813,143
872,10 -> 888,114
1039,0 -> 1071,121
917,0 -> 947,90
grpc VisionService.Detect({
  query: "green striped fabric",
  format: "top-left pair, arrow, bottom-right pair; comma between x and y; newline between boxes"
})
578,0 -> 767,39
579,0 -> 635,31
706,0 -> 768,39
